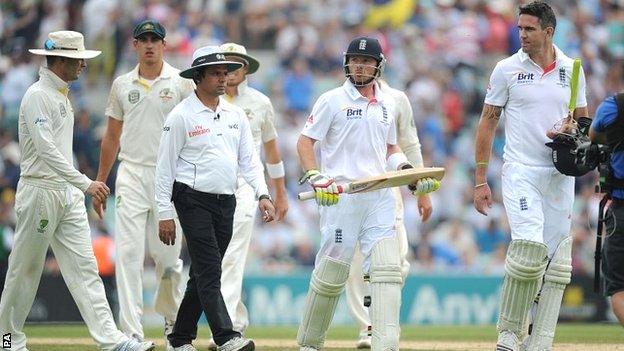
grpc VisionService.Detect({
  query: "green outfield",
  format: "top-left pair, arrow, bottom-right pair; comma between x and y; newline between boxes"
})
15,323 -> 624,350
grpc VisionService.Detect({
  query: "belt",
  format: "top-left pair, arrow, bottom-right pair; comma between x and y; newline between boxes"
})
173,181 -> 234,200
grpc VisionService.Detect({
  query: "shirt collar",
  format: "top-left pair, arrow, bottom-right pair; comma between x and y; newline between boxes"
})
39,66 -> 70,96
189,92 -> 233,115
517,44 -> 564,65
224,79 -> 249,102
131,60 -> 174,82
342,79 -> 386,103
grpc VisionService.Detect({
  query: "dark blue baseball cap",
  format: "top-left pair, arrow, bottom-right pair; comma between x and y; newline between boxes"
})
133,20 -> 166,39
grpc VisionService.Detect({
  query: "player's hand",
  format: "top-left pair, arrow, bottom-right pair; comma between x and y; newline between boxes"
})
417,194 -> 433,222
92,196 -> 107,220
259,199 -> 276,222
547,113 -> 577,139
473,183 -> 493,216
159,219 -> 176,245
273,193 -> 289,221
86,181 -> 110,204
408,177 -> 440,196
299,169 -> 339,206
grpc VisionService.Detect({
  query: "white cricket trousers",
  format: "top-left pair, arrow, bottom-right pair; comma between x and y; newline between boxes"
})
501,162 -> 574,256
345,187 -> 410,334
0,178 -> 127,350
317,188 -> 397,270
220,179 -> 257,333
115,162 -> 183,337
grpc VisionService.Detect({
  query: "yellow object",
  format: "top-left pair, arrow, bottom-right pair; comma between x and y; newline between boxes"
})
365,0 -> 417,29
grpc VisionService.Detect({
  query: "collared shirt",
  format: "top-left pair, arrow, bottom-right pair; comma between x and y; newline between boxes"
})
155,93 -> 268,220
485,45 -> 588,166
301,80 -> 397,183
592,95 -> 624,199
106,61 -> 194,166
379,81 -> 424,168
18,67 -> 91,191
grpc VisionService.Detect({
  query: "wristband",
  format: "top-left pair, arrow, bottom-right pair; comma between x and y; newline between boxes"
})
266,161 -> 285,179
387,152 -> 409,171
474,182 -> 488,189
259,194 -> 273,202
476,161 -> 488,167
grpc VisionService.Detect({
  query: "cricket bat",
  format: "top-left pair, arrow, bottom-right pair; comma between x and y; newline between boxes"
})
297,167 -> 445,201
568,58 -> 581,115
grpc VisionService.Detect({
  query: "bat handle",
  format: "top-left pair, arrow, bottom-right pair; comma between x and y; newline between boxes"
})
297,185 -> 345,201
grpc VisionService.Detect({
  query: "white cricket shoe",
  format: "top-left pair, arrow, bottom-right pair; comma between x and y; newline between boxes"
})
114,337 -> 156,351
207,337 -> 218,351
170,345 -> 198,351
356,334 -> 372,349
496,330 -> 520,351
300,346 -> 319,351
217,336 -> 255,351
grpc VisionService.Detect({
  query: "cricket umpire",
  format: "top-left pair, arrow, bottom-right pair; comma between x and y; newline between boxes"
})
155,45 -> 274,351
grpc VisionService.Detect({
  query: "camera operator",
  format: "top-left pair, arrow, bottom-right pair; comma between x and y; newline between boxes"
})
589,93 -> 624,326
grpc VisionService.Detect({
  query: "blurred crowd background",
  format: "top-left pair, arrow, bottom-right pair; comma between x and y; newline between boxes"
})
0,0 -> 623,291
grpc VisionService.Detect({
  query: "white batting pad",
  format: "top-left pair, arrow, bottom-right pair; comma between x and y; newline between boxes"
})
297,256 -> 350,349
525,236 -> 572,351
497,240 -> 548,338
369,237 -> 403,351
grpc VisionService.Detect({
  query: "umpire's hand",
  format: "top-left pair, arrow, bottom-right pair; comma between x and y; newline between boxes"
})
159,219 -> 176,245
259,198 -> 276,223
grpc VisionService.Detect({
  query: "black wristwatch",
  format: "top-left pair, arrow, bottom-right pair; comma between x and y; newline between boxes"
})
259,194 -> 273,202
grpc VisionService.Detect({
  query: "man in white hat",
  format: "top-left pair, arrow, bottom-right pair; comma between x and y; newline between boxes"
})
93,19 -> 193,347
0,31 -> 155,351
203,42 -> 289,350
155,45 -> 275,351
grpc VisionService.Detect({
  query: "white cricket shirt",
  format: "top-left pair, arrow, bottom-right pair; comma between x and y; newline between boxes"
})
485,45 -> 587,166
301,80 -> 397,183
380,81 -> 424,168
155,92 -> 268,220
106,61 -> 194,166
18,67 -> 91,191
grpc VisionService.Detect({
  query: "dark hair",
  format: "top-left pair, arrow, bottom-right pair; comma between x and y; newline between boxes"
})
519,1 -> 556,30
192,67 -> 206,85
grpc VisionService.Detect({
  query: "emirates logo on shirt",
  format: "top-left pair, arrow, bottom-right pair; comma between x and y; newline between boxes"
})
188,125 -> 210,137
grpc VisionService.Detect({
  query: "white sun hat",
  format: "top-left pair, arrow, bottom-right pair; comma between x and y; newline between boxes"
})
29,31 -> 101,59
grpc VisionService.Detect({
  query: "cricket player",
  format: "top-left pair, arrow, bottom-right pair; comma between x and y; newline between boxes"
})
473,2 -> 589,350
296,36 -> 439,351
0,30 -> 155,351
93,20 -> 193,347
202,42 -> 288,350
345,79 -> 433,349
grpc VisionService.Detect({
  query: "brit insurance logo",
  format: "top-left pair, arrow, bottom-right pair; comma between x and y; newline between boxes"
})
516,71 -> 535,85
188,125 -> 210,137
345,107 -> 362,120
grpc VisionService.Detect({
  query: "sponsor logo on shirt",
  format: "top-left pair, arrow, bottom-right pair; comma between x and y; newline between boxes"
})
34,117 -> 48,125
128,89 -> 140,104
163,126 -> 170,131
519,197 -> 528,211
37,219 -> 49,234
516,72 -> 535,84
188,125 -> 210,137
159,88 -> 174,101
381,105 -> 389,124
228,124 -> 239,129
345,108 -> 362,120
306,114 -> 314,125
244,108 -> 253,120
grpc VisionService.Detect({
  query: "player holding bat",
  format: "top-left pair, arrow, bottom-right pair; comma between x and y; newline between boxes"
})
295,36 -> 439,351
473,2 -> 590,351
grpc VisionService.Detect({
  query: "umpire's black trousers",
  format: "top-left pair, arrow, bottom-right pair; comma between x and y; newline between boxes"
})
168,181 -> 241,347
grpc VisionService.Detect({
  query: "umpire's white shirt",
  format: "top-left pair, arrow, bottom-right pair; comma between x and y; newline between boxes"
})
485,45 -> 587,166
301,80 -> 397,184
155,92 -> 268,220
18,67 -> 91,191
106,61 -> 194,166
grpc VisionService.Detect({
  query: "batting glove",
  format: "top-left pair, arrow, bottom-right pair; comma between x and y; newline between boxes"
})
299,169 -> 339,206
408,177 -> 441,196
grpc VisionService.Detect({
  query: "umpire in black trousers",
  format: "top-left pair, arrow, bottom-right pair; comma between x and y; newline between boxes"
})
155,46 -> 275,351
